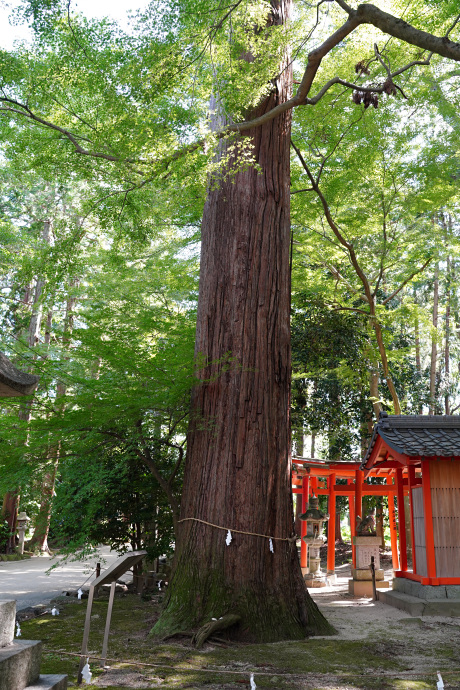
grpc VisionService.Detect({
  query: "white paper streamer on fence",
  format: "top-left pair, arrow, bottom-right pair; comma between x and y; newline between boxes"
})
437,672 -> 444,690
15,622 -> 21,637
250,672 -> 257,689
225,530 -> 232,546
51,607 -> 59,616
81,659 -> 92,684
77,588 -> 83,600
269,538 -> 274,553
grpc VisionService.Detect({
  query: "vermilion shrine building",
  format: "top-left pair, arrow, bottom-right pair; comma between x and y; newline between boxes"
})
292,413 -> 460,613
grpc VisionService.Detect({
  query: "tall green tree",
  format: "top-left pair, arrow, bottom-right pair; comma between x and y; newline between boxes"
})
2,0 -> 460,640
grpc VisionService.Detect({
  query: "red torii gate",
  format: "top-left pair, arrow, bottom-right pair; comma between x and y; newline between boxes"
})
291,458 -> 400,578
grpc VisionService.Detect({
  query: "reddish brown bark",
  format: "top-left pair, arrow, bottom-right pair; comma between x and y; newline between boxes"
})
1,492 -> 19,553
154,0 -> 333,641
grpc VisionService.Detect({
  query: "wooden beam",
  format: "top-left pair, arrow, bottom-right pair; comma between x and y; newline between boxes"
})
421,459 -> 437,579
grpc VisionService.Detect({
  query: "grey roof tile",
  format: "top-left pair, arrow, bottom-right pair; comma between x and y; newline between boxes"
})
362,413 -> 460,468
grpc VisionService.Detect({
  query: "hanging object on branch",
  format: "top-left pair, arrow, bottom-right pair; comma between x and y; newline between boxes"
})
225,530 -> 232,546
269,538 -> 274,553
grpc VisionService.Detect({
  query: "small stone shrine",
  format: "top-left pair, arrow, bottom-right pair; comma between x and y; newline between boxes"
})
299,494 -> 329,587
348,511 -> 390,596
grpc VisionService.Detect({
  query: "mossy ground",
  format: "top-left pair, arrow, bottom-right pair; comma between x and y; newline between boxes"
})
19,592 -> 460,690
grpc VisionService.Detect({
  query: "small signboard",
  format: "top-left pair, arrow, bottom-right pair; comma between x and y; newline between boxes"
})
78,550 -> 147,683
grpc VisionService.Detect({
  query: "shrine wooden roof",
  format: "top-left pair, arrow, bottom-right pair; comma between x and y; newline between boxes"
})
0,352 -> 39,397
362,413 -> 460,469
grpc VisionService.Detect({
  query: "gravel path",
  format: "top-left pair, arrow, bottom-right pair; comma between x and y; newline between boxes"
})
0,547 -> 122,610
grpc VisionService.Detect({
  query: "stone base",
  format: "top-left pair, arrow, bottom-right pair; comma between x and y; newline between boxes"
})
28,675 -> 68,690
304,574 -> 328,588
0,600 -> 16,647
0,640 -> 42,690
379,578 -> 460,616
348,579 -> 390,597
351,568 -> 384,581
379,589 -> 460,616
393,578 -> 460,600
301,567 -> 309,577
352,536 -> 381,546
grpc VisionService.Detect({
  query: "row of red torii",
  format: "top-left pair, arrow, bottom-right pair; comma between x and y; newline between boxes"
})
292,413 -> 460,588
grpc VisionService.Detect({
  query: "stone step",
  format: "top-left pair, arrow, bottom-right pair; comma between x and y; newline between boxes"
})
379,589 -> 460,616
378,589 -> 426,616
26,675 -> 67,690
0,640 -> 41,690
0,601 -> 16,647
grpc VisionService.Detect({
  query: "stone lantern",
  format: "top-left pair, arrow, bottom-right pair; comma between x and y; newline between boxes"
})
16,512 -> 30,555
299,494 -> 329,587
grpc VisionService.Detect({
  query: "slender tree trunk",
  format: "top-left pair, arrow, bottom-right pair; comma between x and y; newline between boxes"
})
444,216 -> 452,415
369,366 -> 381,418
372,316 -> 401,414
429,262 -> 439,415
30,284 -> 77,552
154,0 -> 333,641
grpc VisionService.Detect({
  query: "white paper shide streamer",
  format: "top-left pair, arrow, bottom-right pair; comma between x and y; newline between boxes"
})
81,658 -> 92,684
77,588 -> 83,600
250,672 -> 257,689
437,672 -> 444,690
225,529 -> 232,546
51,607 -> 59,616
15,622 -> 21,637
269,538 -> 274,553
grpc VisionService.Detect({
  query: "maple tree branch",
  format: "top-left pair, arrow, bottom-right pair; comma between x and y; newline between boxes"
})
381,257 -> 433,305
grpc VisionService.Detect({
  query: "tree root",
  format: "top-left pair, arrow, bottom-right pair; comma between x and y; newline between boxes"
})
191,614 -> 241,649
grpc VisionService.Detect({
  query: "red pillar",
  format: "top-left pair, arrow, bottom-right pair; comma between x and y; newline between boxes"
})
421,460 -> 437,579
327,473 -> 336,575
387,480 -> 399,571
348,478 -> 356,566
353,469 -> 363,567
300,474 -> 310,570
407,465 -> 417,574
396,467 -> 407,572
355,469 -> 363,522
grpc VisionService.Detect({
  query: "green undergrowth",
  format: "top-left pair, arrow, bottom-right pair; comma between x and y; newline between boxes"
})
18,593 -> 460,689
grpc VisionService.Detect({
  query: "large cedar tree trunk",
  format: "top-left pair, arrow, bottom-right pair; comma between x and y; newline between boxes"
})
154,0 -> 333,641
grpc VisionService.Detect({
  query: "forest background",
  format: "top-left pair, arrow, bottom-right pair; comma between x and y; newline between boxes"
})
1,0 -> 460,639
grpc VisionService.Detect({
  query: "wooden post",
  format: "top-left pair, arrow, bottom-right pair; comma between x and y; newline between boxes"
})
300,474 -> 309,571
387,480 -> 399,571
348,478 -> 356,566
78,585 -> 95,683
100,581 -> 116,667
370,556 -> 377,601
327,473 -> 336,576
421,459 -> 437,579
396,468 -> 408,572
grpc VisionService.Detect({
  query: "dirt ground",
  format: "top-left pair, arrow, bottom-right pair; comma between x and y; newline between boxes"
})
18,559 -> 460,690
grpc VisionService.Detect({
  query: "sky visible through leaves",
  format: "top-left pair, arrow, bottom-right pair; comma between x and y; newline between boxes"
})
0,0 -> 150,48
